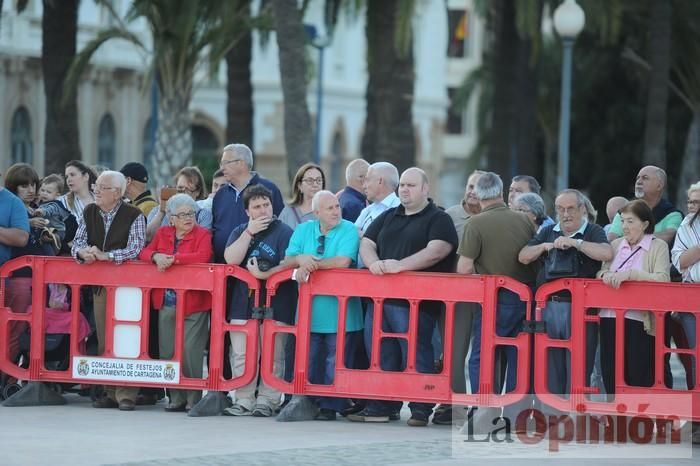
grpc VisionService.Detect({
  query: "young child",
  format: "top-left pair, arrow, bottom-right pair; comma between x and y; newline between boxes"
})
34,174 -> 74,254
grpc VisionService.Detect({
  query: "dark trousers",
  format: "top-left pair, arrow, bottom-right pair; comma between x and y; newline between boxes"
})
600,317 -> 654,395
363,301 -> 436,416
309,331 -> 359,411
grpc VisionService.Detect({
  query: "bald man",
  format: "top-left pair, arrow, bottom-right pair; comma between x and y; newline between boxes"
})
349,168 -> 458,427
338,159 -> 370,222
603,196 -> 628,235
607,166 -> 682,244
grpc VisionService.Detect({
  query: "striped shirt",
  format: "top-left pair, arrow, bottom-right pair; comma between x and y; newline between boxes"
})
671,213 -> 700,283
59,193 -> 95,223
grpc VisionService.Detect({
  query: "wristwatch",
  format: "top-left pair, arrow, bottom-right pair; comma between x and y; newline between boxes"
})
576,239 -> 584,250
108,252 -> 115,262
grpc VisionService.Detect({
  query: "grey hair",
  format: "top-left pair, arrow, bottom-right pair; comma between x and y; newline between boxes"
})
345,159 -> 370,184
653,166 -> 667,188
166,193 -> 197,217
99,170 -> 127,196
688,181 -> 700,197
475,172 -> 503,201
512,175 -> 541,194
369,162 -> 399,190
514,192 -> 546,225
311,190 -> 336,211
557,188 -> 587,208
222,143 -> 254,169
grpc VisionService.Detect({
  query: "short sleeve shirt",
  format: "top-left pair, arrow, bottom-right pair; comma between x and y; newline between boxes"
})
225,220 -> 296,323
365,201 -> 458,273
458,203 -> 537,284
0,189 -> 30,266
285,219 -> 363,333
528,221 -> 609,286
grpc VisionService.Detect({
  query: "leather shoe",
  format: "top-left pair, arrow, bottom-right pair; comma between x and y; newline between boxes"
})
92,397 -> 118,409
164,403 -> 187,412
118,399 -> 135,411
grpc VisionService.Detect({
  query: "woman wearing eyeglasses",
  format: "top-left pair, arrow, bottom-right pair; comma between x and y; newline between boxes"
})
139,193 -> 213,412
279,163 -> 326,230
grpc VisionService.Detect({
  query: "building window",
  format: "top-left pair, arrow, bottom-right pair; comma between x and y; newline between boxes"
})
191,124 -> 220,182
447,9 -> 470,58
446,87 -> 467,135
98,114 -> 116,169
11,107 -> 33,165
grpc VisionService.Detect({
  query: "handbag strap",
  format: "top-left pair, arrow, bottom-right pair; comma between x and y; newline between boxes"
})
613,246 -> 642,272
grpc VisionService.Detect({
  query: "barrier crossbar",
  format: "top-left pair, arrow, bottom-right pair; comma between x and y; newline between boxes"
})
261,268 -> 533,406
0,257 -> 261,393
534,278 -> 700,421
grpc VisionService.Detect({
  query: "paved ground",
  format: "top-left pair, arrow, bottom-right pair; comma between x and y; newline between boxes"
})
0,392 -> 697,466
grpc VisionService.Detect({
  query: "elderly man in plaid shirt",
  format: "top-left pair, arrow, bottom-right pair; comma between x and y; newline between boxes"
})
72,170 -> 146,411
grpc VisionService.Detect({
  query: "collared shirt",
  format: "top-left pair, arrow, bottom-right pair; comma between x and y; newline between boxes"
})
72,201 -> 146,265
445,201 -> 471,242
553,219 -> 588,236
354,192 -> 400,233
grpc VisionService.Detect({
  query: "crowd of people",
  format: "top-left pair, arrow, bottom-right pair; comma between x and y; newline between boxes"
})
0,146 -> 697,440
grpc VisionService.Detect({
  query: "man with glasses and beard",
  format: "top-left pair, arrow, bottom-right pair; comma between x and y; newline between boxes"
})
281,190 -> 363,421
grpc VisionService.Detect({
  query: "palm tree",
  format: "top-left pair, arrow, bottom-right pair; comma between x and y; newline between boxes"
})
43,0 -> 82,174
360,0 -> 416,172
65,0 -> 252,187
270,0 -> 314,181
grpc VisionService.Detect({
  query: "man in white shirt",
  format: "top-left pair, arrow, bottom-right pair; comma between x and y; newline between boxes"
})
355,162 -> 400,237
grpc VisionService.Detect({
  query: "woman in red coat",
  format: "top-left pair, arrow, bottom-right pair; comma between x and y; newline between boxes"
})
139,193 -> 212,412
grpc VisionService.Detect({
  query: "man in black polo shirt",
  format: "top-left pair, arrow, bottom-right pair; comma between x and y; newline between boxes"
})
348,167 -> 458,427
519,189 -> 612,396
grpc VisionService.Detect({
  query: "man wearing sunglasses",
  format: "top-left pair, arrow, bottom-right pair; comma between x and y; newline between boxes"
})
281,190 -> 363,421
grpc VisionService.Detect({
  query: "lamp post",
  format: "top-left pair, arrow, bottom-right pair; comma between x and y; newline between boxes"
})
304,24 -> 332,165
553,0 -> 585,193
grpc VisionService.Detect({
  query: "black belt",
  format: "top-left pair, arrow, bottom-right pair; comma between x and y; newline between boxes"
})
548,294 -> 571,303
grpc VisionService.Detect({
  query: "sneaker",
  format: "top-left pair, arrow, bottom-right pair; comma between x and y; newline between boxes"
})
347,408 -> 389,423
407,412 -> 429,427
251,404 -> 274,418
223,404 -> 252,416
164,403 -> 187,412
314,408 -> 337,421
92,397 -> 118,409
118,399 -> 135,411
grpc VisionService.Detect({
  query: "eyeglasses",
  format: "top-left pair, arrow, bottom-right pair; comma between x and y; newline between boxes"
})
514,207 -> 531,214
317,235 -> 326,256
172,211 -> 196,220
92,184 -> 119,192
555,206 -> 579,215
687,199 -> 700,206
302,177 -> 323,185
177,186 -> 197,195
220,159 -> 243,168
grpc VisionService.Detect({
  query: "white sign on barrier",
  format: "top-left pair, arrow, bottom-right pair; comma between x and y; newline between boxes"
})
72,357 -> 180,384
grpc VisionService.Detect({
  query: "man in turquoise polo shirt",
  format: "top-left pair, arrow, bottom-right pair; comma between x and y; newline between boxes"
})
608,166 -> 682,245
283,190 -> 362,420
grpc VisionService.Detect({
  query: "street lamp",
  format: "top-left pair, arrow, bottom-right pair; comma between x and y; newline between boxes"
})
304,24 -> 332,165
553,0 -> 585,192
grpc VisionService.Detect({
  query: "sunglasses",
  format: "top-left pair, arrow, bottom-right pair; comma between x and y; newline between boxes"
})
317,235 -> 326,256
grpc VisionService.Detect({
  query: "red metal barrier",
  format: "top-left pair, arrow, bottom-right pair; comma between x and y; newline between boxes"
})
534,278 -> 700,421
0,256 -> 260,393
261,268 -> 533,406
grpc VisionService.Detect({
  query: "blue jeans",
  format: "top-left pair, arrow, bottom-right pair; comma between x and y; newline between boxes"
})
363,301 -> 436,416
469,289 -> 526,394
309,331 -> 359,412
678,312 -> 697,387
